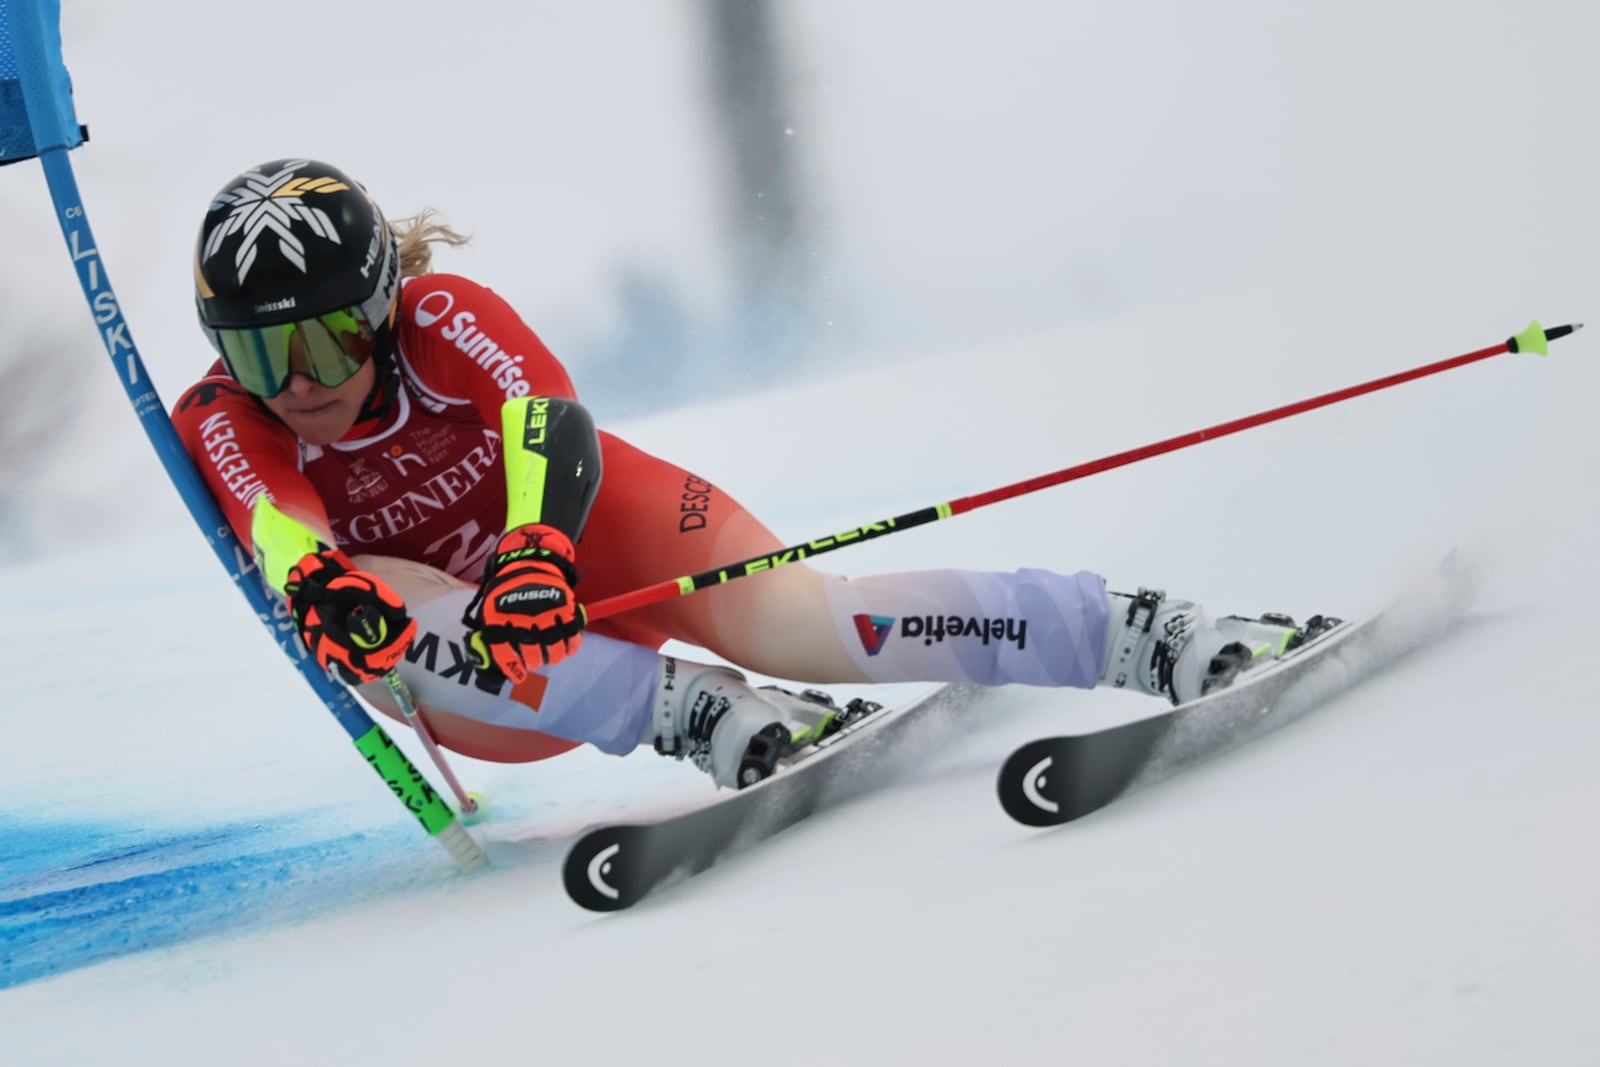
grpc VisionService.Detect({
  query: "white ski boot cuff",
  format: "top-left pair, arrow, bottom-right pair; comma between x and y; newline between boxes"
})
1101,589 -> 1208,704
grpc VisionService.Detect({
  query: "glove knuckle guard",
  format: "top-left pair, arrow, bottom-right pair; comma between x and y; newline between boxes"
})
465,523 -> 587,673
285,549 -> 415,684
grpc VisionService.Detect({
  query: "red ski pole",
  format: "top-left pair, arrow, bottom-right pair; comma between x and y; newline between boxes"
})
583,320 -> 1581,623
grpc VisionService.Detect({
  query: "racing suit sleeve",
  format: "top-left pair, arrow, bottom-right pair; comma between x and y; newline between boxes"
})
398,274 -> 602,540
171,367 -> 336,549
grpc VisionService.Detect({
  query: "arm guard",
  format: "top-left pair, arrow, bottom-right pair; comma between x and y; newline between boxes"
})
499,396 -> 603,541
251,496 -> 332,594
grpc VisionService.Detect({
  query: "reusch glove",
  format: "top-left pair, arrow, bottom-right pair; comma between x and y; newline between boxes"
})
285,549 -> 417,685
464,523 -> 584,682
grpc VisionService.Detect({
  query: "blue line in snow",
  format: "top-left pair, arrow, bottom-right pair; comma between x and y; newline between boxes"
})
0,812 -> 422,989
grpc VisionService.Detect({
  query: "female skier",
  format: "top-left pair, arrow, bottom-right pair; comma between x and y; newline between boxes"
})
175,158 -> 1308,789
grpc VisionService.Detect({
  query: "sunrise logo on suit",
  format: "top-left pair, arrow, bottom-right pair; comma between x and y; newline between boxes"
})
852,614 -> 896,656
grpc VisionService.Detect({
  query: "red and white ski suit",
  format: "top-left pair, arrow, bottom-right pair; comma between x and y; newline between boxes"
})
175,274 -> 1110,763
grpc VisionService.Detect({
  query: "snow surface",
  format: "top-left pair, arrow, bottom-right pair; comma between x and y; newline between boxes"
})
4,3 -> 1599,1065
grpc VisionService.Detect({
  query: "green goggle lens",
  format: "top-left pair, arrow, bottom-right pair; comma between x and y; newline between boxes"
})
216,308 -> 377,399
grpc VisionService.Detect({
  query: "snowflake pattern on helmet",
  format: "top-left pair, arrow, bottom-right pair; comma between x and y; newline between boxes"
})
201,159 -> 351,283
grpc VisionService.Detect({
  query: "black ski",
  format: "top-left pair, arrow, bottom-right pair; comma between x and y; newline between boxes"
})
997,557 -> 1472,827
564,683 -> 991,911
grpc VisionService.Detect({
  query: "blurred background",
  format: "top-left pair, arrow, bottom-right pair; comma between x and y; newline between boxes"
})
1,0 -> 1596,563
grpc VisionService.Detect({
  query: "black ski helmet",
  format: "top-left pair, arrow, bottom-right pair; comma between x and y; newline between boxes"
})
194,158 -> 401,395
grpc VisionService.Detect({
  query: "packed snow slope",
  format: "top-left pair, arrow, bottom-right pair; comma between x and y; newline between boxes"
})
3,2 -> 1599,1065
2,309 -> 1596,1064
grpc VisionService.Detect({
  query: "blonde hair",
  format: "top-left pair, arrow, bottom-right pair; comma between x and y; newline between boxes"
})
390,209 -> 472,277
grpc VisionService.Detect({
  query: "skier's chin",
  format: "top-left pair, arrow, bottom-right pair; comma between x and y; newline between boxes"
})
263,364 -> 375,444
277,401 -> 357,445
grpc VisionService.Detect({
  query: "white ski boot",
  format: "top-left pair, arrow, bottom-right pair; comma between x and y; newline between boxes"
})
648,658 -> 879,789
1100,588 -> 1340,705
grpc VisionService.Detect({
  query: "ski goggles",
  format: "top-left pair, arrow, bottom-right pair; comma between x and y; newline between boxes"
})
214,307 -> 379,399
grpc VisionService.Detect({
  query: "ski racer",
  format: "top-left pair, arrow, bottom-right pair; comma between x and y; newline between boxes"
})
175,158 -> 1311,789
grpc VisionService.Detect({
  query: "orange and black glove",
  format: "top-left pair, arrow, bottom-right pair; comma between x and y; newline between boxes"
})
464,523 -> 584,683
285,549 -> 417,685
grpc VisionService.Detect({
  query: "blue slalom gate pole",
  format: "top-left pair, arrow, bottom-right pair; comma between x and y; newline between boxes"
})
1,0 -> 483,871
